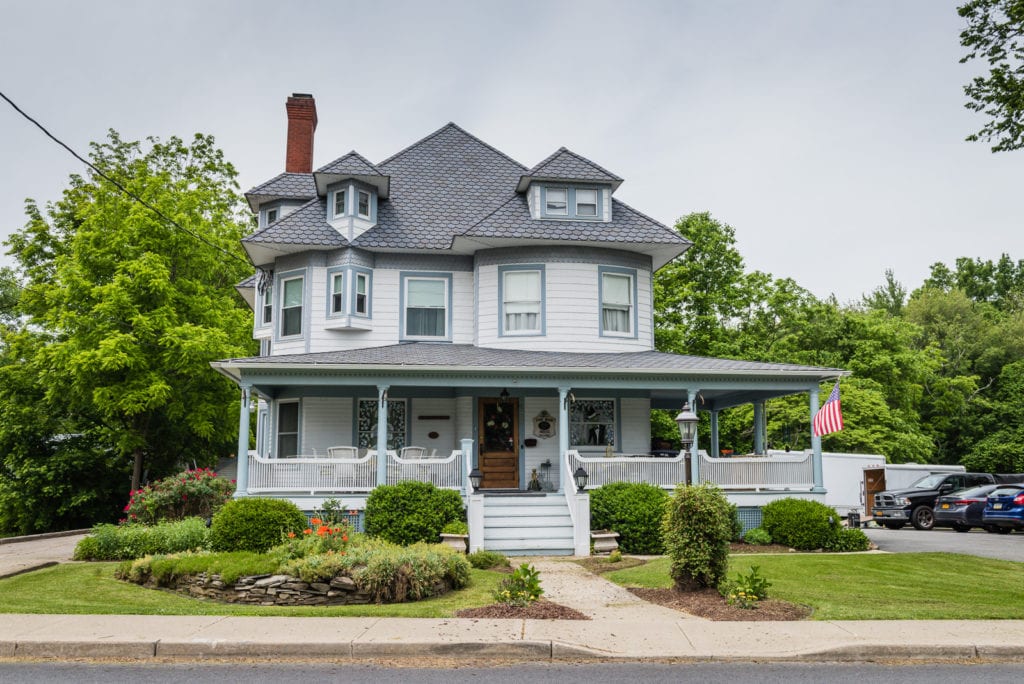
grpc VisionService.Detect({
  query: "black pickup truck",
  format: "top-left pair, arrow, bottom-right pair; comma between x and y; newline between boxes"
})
872,472 -> 1024,530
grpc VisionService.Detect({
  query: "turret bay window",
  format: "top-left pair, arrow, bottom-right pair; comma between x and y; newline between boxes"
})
600,268 -> 635,336
333,189 -> 347,219
402,274 -> 450,339
331,272 -> 344,314
261,283 -> 273,326
357,190 -> 371,218
354,271 -> 370,315
281,275 -> 304,337
500,266 -> 544,335
277,401 -> 299,457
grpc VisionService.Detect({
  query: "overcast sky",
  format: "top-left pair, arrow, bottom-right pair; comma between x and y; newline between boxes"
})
1,0 -> 1020,304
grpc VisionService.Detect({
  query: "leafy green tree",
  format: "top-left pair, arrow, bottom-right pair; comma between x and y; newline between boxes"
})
4,130 -> 255,498
0,267 -> 19,329
862,269 -> 907,317
958,0 -> 1024,152
962,360 -> 1024,472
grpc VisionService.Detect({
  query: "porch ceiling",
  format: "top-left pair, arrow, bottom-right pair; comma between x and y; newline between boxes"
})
212,343 -> 846,407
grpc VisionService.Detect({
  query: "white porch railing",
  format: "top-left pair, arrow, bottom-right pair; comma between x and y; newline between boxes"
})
387,450 -> 463,490
567,449 -> 689,490
246,450 -> 463,494
699,451 -> 814,490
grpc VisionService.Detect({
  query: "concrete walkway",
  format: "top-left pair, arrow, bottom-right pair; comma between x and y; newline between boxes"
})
1,533 -> 1024,661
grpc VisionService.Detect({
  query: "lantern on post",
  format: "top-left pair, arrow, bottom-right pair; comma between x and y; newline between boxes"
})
675,402 -> 698,449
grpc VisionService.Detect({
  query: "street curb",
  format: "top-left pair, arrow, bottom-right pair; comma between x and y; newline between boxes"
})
0,529 -> 90,545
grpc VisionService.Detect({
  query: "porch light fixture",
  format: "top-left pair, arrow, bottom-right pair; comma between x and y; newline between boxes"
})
469,467 -> 483,492
563,391 -> 575,409
573,466 -> 588,493
499,388 -> 510,405
675,402 -> 699,449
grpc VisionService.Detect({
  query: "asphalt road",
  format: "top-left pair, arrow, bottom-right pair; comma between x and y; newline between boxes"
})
864,525 -> 1024,562
2,662 -> 1024,684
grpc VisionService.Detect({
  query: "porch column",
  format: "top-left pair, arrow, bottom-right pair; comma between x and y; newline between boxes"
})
558,387 -> 571,493
710,410 -> 720,460
235,384 -> 252,497
687,389 -> 699,484
809,386 -> 824,490
375,384 -> 390,486
753,401 -> 765,455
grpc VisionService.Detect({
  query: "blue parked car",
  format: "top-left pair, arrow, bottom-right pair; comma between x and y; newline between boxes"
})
982,484 -> 1024,534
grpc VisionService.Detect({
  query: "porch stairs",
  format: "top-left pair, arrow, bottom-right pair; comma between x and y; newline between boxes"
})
481,493 -> 575,556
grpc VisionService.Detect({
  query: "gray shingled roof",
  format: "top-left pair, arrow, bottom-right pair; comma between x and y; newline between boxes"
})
316,151 -> 385,176
242,198 -> 347,248
244,173 -> 317,212
461,195 -> 687,246
220,342 -> 843,376
235,273 -> 258,289
353,123 -> 527,250
518,147 -> 623,192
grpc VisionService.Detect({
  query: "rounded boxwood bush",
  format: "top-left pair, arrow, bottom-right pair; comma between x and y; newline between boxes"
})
825,527 -> 871,552
663,482 -> 734,591
208,497 -> 307,553
590,482 -> 669,554
364,481 -> 464,546
743,527 -> 773,546
761,498 -> 841,550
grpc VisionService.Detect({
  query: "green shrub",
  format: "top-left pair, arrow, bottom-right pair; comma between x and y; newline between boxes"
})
441,520 -> 468,535
727,503 -> 744,542
743,527 -> 773,545
117,550 -> 279,585
589,482 -> 669,554
825,527 -> 871,552
662,483 -> 733,591
73,517 -> 210,560
720,565 -> 771,609
607,549 -> 623,563
761,498 -> 841,550
123,468 -> 234,525
364,481 -> 464,546
467,549 -> 509,570
493,563 -> 543,607
208,498 -> 307,553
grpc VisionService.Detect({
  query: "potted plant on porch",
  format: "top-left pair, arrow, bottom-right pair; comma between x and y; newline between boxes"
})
440,520 -> 469,552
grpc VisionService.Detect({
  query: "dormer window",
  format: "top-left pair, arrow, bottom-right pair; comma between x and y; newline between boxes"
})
333,189 -> 347,219
540,186 -> 604,220
266,207 -> 279,224
357,190 -> 371,218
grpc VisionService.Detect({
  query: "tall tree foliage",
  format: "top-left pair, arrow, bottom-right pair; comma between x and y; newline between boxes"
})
3,131 -> 254,512
959,0 -> 1024,152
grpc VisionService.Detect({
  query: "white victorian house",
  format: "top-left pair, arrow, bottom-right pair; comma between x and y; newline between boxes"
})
212,94 -> 846,556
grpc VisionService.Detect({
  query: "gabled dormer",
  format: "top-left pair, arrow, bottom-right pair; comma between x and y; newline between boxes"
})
517,147 -> 623,222
314,152 -> 390,242
244,173 -> 317,229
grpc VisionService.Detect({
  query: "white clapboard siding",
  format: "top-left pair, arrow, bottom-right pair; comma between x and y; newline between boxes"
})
301,397 -> 354,455
619,397 -> 652,454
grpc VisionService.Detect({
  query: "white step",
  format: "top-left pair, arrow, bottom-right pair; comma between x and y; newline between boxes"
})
484,504 -> 570,517
484,515 -> 571,528
484,526 -> 574,540
484,538 -> 575,552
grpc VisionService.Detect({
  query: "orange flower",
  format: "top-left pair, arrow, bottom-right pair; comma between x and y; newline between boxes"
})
341,535 -> 349,542
303,528 -> 312,535
318,525 -> 330,535
287,531 -> 296,539
310,518 -> 322,526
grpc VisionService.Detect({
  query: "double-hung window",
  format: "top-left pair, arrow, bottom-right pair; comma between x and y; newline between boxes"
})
501,267 -> 542,335
280,276 -> 304,337
261,283 -> 273,325
545,187 -> 568,215
330,272 -> 345,315
333,189 -> 347,219
357,190 -> 371,218
403,275 -> 448,338
265,207 -> 279,225
542,186 -> 603,220
575,189 -> 598,217
277,401 -> 299,457
600,270 -> 634,335
354,272 -> 369,315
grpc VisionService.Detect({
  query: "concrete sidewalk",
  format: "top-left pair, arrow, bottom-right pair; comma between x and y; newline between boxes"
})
2,533 -> 1023,662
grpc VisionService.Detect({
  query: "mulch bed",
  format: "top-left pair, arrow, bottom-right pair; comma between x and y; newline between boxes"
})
629,587 -> 811,621
455,598 -> 590,620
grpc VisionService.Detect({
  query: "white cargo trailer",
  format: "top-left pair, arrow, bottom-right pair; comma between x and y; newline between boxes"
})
821,452 -> 886,515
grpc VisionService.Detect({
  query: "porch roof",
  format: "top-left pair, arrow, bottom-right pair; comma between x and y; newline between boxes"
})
213,343 -> 847,409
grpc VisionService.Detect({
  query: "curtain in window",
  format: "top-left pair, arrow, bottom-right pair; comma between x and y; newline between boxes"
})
602,273 -> 631,333
406,279 -> 446,336
503,270 -> 541,331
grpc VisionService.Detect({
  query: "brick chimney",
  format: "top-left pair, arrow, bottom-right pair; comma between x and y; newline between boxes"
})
284,93 -> 317,173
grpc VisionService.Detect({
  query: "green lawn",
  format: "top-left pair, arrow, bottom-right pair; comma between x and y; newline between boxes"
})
605,553 -> 1024,620
0,563 -> 503,618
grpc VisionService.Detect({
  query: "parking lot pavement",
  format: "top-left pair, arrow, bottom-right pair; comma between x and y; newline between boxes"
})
864,525 -> 1024,562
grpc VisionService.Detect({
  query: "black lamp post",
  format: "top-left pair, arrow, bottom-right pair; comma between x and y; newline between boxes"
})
469,467 -> 483,493
675,402 -> 698,450
573,466 -> 589,493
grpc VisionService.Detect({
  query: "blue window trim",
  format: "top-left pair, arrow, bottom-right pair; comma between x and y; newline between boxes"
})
255,285 -> 272,330
498,264 -> 546,337
598,265 -> 638,339
540,185 -> 604,221
325,266 -> 347,317
274,267 -> 308,342
326,182 -> 378,223
399,271 -> 453,342
331,186 -> 348,219
350,266 -> 373,318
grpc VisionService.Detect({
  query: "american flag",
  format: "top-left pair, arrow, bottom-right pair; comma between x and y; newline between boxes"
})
813,381 -> 843,437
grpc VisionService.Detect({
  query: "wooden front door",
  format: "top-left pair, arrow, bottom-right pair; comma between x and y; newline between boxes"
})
478,397 -> 519,489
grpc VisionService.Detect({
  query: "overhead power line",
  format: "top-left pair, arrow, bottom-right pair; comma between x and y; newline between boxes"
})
0,89 -> 252,268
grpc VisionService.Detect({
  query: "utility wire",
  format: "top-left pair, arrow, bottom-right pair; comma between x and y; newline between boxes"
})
0,89 -> 252,268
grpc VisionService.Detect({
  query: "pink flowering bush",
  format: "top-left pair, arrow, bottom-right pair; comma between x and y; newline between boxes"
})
123,468 -> 235,524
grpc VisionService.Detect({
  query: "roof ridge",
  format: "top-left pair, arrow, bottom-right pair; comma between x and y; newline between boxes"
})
457,193 -> 523,239
316,150 -> 385,175
528,146 -> 622,181
377,122 -> 528,171
245,171 -> 315,196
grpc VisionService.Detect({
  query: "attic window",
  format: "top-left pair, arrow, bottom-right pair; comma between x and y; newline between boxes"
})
266,207 -> 279,224
576,189 -> 598,217
540,186 -> 603,220
545,188 -> 568,215
333,189 -> 347,219
357,191 -> 371,218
